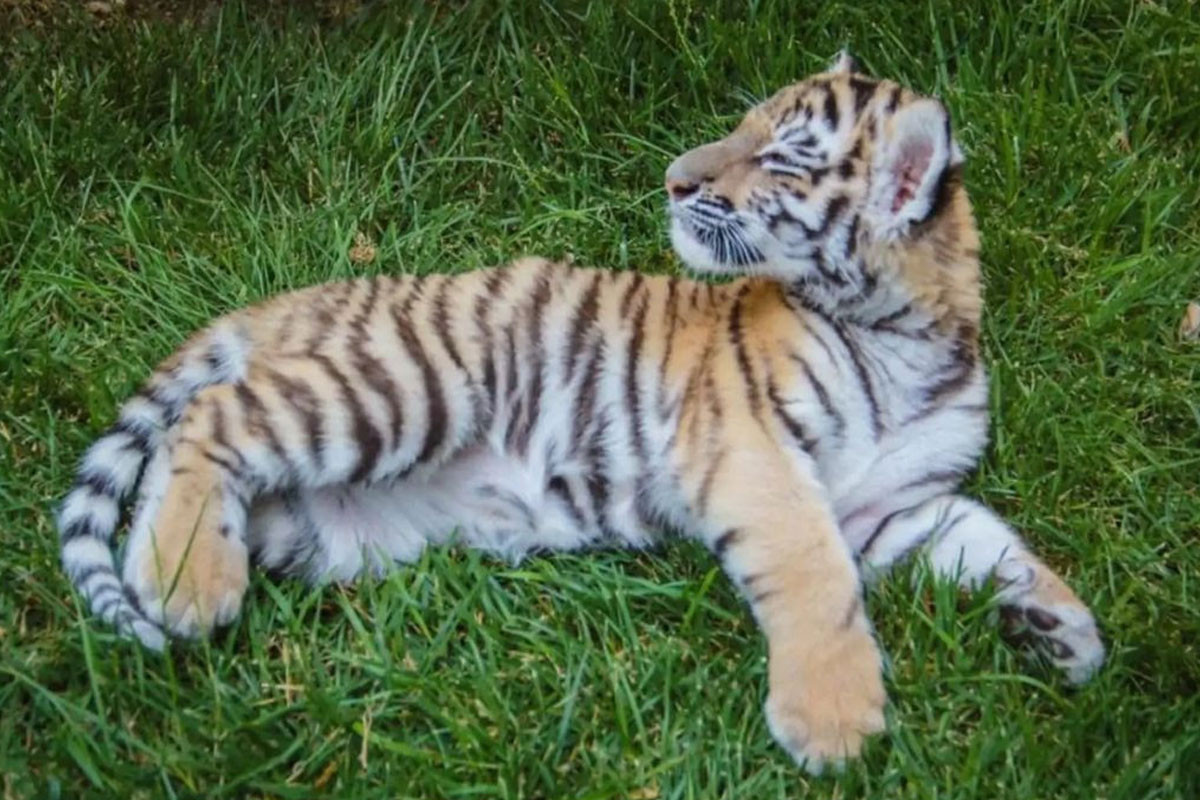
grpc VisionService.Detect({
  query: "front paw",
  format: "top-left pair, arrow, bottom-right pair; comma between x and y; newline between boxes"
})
764,626 -> 887,774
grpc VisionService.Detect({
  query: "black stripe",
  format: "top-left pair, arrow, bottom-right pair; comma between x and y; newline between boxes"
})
870,304 -> 913,330
390,304 -> 448,465
624,295 -> 650,461
953,402 -> 988,414
398,274 -> 428,317
885,84 -> 902,114
146,382 -> 185,427
503,326 -> 519,407
811,248 -> 846,286
859,259 -> 878,296
311,353 -> 381,482
87,582 -> 122,605
475,268 -> 509,403
793,314 -> 839,368
303,281 -> 355,353
509,267 -> 555,455
869,515 -> 952,567
932,511 -> 970,546
921,164 -> 964,227
431,277 -> 466,372
922,338 -> 976,407
563,271 -> 603,383
818,195 -> 848,236
895,469 -> 965,493
270,491 -> 322,577
110,418 -> 153,454
849,77 -> 876,114
502,327 -> 524,450
585,473 -> 613,538
209,399 -> 234,455
713,528 -> 740,557
130,385 -> 173,429
695,449 -> 725,517
60,516 -> 100,543
569,334 -> 604,456
701,346 -> 723,422
69,564 -> 111,587
656,277 -> 681,416
74,469 -> 119,499
348,279 -> 406,449
790,353 -> 845,435
133,382 -> 171,411
92,587 -> 125,619
768,377 -> 817,451
123,584 -> 150,616
751,589 -> 777,605
823,89 -> 839,131
547,475 -> 588,528
202,343 -> 225,375
831,323 -> 881,436
266,368 -> 325,471
618,273 -> 644,319
234,382 -> 290,465
201,447 -> 242,476
583,405 -> 616,538
859,508 -> 907,556
728,288 -> 762,419
840,597 -> 863,629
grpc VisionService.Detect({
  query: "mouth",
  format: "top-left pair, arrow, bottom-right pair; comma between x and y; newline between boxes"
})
669,205 -> 765,268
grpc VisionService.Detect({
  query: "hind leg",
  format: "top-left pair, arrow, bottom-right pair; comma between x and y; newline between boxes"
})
860,495 -> 1104,684
246,482 -> 433,584
125,338 -> 485,639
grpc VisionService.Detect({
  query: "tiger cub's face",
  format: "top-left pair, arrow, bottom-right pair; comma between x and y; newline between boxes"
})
666,54 -> 972,306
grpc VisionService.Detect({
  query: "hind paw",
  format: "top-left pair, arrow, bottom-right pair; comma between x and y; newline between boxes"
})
996,559 -> 1104,684
124,485 -> 250,639
128,532 -> 249,638
127,529 -> 249,638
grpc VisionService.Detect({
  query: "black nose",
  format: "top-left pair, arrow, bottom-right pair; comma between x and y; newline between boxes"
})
666,178 -> 699,201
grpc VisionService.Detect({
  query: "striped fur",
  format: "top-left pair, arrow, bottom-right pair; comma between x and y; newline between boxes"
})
58,57 -> 1103,773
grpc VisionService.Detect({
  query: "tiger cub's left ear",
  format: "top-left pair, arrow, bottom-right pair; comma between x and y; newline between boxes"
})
866,99 -> 965,240
829,49 -> 858,74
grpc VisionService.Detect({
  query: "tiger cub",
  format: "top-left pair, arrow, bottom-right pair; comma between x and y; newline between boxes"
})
58,54 -> 1103,772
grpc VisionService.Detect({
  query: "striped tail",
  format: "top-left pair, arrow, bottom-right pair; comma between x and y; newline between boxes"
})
57,323 -> 248,649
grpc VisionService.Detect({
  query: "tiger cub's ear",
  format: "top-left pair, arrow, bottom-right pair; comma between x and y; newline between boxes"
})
828,49 -> 858,74
865,98 -> 964,240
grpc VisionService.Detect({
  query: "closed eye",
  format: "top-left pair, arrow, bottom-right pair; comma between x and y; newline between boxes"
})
756,149 -> 810,176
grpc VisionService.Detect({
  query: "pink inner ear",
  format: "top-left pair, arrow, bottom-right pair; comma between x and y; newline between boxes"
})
890,139 -> 934,213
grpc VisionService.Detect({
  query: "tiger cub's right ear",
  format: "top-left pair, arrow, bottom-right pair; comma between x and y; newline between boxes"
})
829,50 -> 859,75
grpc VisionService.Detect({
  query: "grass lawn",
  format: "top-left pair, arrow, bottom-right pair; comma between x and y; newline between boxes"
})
2,0 -> 1198,797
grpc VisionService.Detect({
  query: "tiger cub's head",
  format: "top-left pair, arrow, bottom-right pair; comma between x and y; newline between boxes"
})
666,53 -> 980,325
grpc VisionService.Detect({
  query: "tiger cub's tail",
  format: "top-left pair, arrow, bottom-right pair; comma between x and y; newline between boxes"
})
57,322 -> 249,649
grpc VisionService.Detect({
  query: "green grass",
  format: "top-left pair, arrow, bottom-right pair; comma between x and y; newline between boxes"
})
2,1 -> 1199,797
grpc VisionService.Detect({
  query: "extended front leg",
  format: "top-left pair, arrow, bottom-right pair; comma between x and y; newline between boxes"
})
694,446 -> 885,773
860,494 -> 1104,683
